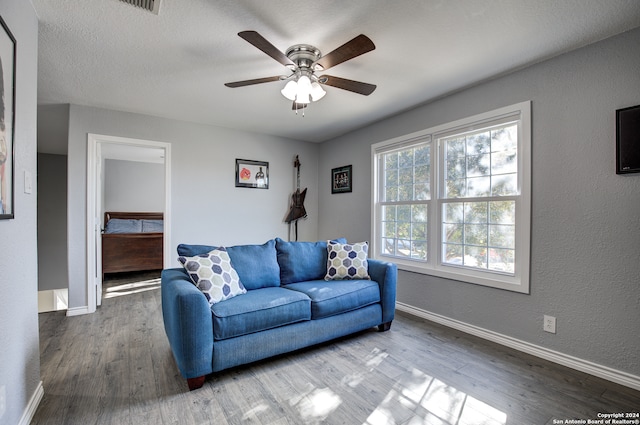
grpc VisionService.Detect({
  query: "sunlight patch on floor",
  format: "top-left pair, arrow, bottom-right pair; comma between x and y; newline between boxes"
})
104,278 -> 161,299
289,384 -> 342,424
364,363 -> 507,425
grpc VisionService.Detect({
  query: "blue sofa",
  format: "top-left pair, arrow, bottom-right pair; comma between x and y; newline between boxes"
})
161,238 -> 397,390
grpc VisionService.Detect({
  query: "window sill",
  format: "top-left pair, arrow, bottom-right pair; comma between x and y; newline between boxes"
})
379,255 -> 530,294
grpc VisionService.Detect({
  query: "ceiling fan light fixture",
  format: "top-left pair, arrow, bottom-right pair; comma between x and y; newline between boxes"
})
297,75 -> 312,95
310,82 -> 326,101
281,80 -> 298,101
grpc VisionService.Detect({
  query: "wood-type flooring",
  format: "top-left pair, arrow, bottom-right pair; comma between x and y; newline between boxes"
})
32,271 -> 639,424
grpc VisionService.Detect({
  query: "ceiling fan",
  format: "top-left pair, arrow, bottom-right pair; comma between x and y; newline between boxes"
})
224,31 -> 377,110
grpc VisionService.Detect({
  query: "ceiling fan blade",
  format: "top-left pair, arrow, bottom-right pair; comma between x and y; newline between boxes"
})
320,75 -> 376,96
224,76 -> 282,88
292,102 -> 308,110
314,34 -> 375,71
238,31 -> 295,68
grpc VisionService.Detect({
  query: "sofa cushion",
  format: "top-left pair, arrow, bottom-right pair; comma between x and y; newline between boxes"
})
275,237 -> 347,284
284,279 -> 380,319
178,240 -> 280,290
211,287 -> 311,340
325,241 -> 371,280
178,248 -> 247,305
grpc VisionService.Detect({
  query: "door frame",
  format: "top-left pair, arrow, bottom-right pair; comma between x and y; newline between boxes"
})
86,133 -> 171,313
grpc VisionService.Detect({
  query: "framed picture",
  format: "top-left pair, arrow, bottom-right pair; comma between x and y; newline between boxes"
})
235,159 -> 269,189
331,164 -> 352,194
0,16 -> 16,219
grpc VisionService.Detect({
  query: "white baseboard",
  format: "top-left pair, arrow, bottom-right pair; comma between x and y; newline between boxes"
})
396,302 -> 640,392
66,305 -> 90,316
19,381 -> 43,425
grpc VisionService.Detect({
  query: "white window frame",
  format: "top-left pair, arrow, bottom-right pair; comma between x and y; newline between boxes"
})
371,101 -> 531,293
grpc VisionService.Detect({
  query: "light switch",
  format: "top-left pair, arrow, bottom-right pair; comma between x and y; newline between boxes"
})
24,170 -> 33,194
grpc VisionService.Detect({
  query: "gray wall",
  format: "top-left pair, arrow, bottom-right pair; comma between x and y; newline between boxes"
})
66,105 -> 320,310
318,28 -> 640,377
104,159 -> 164,213
37,153 -> 68,291
0,0 -> 40,423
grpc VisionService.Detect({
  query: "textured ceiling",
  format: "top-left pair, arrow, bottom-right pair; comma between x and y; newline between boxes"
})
33,0 -> 640,147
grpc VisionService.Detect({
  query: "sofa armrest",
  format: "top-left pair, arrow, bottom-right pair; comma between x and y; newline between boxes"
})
161,268 -> 214,379
367,259 -> 397,324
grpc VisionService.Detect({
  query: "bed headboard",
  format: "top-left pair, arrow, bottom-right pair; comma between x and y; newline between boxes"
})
104,211 -> 163,227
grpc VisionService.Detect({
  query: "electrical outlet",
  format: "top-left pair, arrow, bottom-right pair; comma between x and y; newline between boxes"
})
543,315 -> 556,334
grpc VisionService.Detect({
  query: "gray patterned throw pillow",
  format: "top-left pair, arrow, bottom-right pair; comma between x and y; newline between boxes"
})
178,248 -> 247,304
325,241 -> 371,280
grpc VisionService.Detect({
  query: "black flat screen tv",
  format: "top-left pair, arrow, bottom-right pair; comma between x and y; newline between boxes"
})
616,104 -> 640,174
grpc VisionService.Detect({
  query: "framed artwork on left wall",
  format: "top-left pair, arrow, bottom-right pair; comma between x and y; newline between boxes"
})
0,15 -> 16,219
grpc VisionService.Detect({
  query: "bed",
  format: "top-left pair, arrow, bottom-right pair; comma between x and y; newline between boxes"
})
102,212 -> 164,277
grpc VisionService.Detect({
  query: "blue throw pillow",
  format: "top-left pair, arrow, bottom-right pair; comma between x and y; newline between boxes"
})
177,243 -> 216,257
225,240 -> 280,290
177,240 -> 280,290
275,237 -> 347,284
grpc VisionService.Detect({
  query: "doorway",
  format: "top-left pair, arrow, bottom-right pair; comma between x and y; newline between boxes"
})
86,134 -> 171,313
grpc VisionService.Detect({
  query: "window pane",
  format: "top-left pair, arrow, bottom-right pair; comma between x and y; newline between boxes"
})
491,173 -> 517,196
442,200 -> 515,274
491,151 -> 517,175
489,224 -> 515,249
446,179 -> 465,198
385,168 -> 398,186
414,183 -> 430,200
464,245 -> 487,268
467,131 -> 491,154
464,224 -> 487,246
442,123 -> 519,200
398,239 -> 411,257
382,238 -> 395,256
385,185 -> 398,202
378,144 -> 431,262
415,146 -> 430,165
444,203 -> 464,223
411,241 -> 427,260
466,176 -> 491,197
446,138 -> 465,158
443,223 -> 463,244
466,153 -> 491,177
446,157 -> 466,180
489,201 -> 515,224
465,202 -> 488,223
399,150 -> 413,168
488,248 -> 515,273
443,243 -> 463,263
491,125 -> 517,152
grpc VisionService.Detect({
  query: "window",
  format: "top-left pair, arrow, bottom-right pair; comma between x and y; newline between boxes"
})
372,102 -> 531,293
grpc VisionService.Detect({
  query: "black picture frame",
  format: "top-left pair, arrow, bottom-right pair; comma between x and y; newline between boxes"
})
235,159 -> 269,189
0,15 -> 16,219
616,104 -> 640,175
331,165 -> 352,194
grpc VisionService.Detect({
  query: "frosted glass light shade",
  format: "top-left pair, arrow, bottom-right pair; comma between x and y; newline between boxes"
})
310,82 -> 326,101
281,80 -> 298,101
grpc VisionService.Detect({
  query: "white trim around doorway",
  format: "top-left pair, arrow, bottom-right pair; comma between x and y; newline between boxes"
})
83,133 -> 171,315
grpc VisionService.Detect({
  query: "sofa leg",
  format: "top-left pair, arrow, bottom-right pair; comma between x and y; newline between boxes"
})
378,321 -> 392,332
187,376 -> 206,391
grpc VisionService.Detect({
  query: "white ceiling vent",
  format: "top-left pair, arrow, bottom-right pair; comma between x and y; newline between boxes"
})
119,0 -> 161,15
